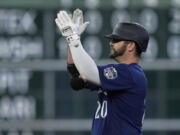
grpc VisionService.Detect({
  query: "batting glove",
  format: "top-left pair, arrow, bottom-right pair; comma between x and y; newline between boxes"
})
72,9 -> 89,36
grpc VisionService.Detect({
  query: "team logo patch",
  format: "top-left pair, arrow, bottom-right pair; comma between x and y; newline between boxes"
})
104,67 -> 118,79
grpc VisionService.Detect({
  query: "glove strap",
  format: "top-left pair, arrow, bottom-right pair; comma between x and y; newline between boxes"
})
66,34 -> 80,47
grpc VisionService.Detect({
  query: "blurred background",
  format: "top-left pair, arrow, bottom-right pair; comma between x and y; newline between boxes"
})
0,0 -> 179,135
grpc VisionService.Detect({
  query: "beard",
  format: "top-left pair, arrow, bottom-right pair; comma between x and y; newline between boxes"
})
109,44 -> 127,59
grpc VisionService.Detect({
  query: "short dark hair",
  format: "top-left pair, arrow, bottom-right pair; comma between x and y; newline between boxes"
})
135,43 -> 142,57
123,41 -> 142,57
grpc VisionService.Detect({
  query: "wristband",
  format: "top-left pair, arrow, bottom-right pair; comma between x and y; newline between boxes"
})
67,64 -> 80,78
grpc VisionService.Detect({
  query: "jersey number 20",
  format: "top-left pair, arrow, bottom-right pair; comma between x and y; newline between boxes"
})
95,101 -> 107,119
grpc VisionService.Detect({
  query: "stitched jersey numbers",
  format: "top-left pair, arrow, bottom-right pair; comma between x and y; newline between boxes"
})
95,100 -> 107,119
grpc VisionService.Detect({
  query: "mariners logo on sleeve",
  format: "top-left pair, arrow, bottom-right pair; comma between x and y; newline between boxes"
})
104,67 -> 118,79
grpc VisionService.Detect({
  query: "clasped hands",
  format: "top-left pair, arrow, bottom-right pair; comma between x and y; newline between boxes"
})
55,9 -> 89,42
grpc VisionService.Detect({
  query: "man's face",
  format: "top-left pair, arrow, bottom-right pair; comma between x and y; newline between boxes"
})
109,40 -> 128,59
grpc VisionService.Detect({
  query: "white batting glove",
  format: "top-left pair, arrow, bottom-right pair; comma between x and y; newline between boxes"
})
55,10 -> 76,38
72,9 -> 89,36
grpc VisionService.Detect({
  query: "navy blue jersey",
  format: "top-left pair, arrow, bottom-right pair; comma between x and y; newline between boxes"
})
88,63 -> 147,135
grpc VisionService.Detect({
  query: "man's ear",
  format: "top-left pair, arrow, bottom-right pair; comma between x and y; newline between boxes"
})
127,42 -> 136,52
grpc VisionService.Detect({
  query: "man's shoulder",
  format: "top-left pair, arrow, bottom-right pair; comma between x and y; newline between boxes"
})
127,63 -> 144,74
127,64 -> 147,88
98,63 -> 130,70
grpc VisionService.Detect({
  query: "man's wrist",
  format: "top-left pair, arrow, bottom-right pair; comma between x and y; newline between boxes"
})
66,34 -> 80,44
67,34 -> 81,48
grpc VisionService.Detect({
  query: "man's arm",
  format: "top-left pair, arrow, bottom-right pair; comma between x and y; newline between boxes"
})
67,46 -> 85,90
68,46 -> 74,64
67,47 -> 79,78
68,35 -> 101,85
65,11 -> 91,90
68,44 -> 101,91
55,10 -> 101,85
67,46 -> 80,78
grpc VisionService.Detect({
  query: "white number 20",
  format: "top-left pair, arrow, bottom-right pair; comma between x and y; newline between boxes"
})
95,101 -> 107,119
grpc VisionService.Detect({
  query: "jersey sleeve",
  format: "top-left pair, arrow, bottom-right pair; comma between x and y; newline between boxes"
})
97,64 -> 135,91
86,82 -> 100,91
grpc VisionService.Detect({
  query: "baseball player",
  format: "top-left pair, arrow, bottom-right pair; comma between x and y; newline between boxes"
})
55,9 -> 149,135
